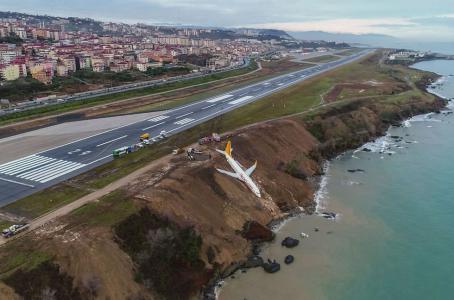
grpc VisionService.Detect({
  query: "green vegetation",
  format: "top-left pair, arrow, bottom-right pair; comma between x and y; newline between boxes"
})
0,61 -> 258,127
3,185 -> 89,219
114,208 -> 208,299
0,77 -> 48,102
0,34 -> 23,45
3,261 -> 82,299
70,190 -> 138,226
0,220 -> 13,230
285,159 -> 308,180
303,55 -> 340,64
145,66 -> 190,76
0,249 -> 51,279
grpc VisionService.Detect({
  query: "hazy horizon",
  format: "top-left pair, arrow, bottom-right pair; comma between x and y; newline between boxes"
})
1,0 -> 454,42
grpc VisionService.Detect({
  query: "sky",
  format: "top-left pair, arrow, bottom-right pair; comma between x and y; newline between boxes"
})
1,0 -> 454,41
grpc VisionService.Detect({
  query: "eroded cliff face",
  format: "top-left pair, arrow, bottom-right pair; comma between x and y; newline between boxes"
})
114,95 -> 446,299
304,97 -> 445,158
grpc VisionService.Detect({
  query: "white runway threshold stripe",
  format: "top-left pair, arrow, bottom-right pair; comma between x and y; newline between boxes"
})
228,96 -> 253,105
174,118 -> 194,125
148,115 -> 169,122
17,159 -> 86,183
0,155 -> 56,176
0,154 -> 87,183
206,94 -> 233,103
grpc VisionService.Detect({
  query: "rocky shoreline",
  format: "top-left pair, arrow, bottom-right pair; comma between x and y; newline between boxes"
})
203,76 -> 447,299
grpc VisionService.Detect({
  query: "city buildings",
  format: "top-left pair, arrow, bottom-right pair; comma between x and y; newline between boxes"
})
0,14 -> 288,87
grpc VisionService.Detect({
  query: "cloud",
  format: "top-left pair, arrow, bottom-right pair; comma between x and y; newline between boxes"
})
140,0 -> 236,14
436,14 -> 454,18
251,18 -> 416,35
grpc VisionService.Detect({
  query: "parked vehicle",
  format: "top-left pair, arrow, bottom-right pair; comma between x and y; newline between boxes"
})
2,224 -> 29,238
112,146 -> 129,158
140,133 -> 150,141
198,133 -> 221,145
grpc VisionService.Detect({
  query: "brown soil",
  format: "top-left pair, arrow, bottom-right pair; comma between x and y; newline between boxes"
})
39,227 -> 152,300
126,119 -> 320,265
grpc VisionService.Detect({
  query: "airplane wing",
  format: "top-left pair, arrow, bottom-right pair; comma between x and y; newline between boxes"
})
245,161 -> 257,176
216,168 -> 240,179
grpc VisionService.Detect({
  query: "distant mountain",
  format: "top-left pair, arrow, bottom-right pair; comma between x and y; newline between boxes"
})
289,31 -> 398,47
234,28 -> 294,40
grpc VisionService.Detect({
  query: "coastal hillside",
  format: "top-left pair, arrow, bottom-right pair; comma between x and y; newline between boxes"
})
0,51 -> 445,299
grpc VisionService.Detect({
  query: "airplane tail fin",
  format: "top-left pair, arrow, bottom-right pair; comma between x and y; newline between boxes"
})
217,141 -> 233,157
225,141 -> 232,157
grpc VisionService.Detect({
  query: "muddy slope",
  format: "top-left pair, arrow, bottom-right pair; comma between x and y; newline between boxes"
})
116,93 -> 445,298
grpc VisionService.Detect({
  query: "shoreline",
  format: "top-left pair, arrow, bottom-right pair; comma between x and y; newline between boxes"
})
210,61 -> 449,300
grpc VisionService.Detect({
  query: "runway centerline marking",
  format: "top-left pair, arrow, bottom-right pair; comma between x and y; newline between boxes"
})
228,96 -> 254,105
175,112 -> 194,119
206,94 -> 233,103
96,135 -> 128,147
202,104 -> 216,110
142,121 -> 165,131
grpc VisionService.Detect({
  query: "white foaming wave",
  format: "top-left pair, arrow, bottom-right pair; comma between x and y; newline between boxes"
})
346,180 -> 361,186
446,101 -> 454,110
270,213 -> 302,233
408,113 -> 442,123
359,135 -> 396,154
214,280 -> 225,299
427,76 -> 454,103
314,161 -> 330,213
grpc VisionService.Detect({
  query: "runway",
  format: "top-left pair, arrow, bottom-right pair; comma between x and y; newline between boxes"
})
0,49 -> 372,206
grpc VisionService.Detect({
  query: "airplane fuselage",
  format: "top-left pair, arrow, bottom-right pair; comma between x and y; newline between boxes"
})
225,155 -> 261,197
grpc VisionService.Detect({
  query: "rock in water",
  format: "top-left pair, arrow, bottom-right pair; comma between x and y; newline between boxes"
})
263,259 -> 281,273
243,255 -> 264,268
348,169 -> 365,173
281,237 -> 299,248
321,212 -> 337,220
284,255 -> 294,264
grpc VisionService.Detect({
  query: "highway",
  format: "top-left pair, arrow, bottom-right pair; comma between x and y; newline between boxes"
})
0,59 -> 250,116
0,49 -> 373,206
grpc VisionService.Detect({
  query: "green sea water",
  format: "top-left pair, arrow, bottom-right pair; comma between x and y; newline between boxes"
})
219,60 -> 454,300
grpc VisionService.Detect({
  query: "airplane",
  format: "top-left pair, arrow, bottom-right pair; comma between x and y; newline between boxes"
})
216,141 -> 261,197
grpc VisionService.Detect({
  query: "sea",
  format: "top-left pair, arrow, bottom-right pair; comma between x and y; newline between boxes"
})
218,59 -> 454,300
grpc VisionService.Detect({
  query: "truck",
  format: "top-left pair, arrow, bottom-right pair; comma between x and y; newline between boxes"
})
140,133 -> 150,141
2,224 -> 29,238
198,133 -> 221,145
